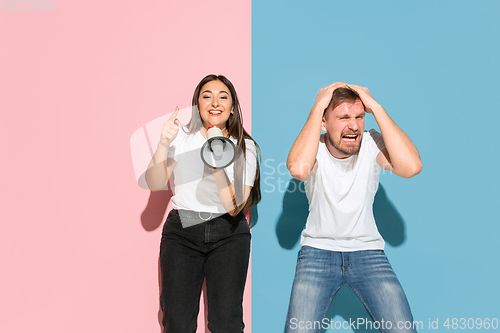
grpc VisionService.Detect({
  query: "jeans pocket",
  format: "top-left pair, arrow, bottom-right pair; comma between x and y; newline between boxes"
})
161,210 -> 183,236
297,245 -> 318,260
240,218 -> 250,232
165,209 -> 182,224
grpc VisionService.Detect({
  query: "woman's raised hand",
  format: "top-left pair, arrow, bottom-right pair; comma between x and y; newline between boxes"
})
159,107 -> 180,147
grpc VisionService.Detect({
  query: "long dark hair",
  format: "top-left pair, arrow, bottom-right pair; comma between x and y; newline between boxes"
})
186,74 -> 261,208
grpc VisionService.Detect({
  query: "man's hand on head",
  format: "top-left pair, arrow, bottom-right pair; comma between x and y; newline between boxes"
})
313,82 -> 348,112
346,84 -> 381,114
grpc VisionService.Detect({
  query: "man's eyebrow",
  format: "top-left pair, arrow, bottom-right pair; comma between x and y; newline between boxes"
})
337,112 -> 365,118
201,90 -> 229,94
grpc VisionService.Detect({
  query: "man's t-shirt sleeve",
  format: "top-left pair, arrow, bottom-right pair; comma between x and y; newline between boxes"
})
367,129 -> 386,159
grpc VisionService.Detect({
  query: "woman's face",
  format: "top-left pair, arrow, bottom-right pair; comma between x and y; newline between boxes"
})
198,80 -> 234,131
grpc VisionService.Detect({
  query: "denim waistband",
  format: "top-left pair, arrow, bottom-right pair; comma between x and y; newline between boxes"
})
172,209 -> 245,228
177,209 -> 224,222
163,209 -> 250,244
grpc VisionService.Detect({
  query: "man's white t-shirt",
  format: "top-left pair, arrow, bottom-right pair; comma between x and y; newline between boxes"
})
167,125 -> 257,213
302,129 -> 386,252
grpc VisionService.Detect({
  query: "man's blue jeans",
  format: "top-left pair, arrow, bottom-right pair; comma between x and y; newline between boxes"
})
285,246 -> 417,333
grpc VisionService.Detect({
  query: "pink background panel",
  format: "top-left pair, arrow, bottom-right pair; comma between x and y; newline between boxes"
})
0,1 -> 251,332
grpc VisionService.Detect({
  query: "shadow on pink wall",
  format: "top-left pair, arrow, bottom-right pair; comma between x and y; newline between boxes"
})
141,190 -> 172,232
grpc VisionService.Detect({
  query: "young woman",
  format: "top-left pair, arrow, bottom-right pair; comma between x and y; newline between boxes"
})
145,74 -> 261,333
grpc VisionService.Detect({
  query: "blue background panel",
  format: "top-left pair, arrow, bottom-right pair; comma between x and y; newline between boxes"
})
252,1 -> 500,332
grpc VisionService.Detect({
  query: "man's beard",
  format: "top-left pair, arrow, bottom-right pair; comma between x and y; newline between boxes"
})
327,131 -> 362,157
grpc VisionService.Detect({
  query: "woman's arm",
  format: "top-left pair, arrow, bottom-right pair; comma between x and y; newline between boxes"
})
212,140 -> 257,216
212,170 -> 252,216
145,108 -> 180,191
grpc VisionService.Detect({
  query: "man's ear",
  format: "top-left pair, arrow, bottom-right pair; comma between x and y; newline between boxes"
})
321,112 -> 327,132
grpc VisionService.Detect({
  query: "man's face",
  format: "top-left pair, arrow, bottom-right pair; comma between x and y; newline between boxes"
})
322,99 -> 365,159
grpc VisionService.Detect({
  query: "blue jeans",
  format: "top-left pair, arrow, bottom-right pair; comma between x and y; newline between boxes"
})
285,246 -> 417,333
160,209 -> 251,333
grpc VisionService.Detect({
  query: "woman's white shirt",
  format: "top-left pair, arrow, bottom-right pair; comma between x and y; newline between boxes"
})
167,125 -> 257,213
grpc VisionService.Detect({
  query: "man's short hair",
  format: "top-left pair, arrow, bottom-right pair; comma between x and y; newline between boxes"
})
324,87 -> 363,117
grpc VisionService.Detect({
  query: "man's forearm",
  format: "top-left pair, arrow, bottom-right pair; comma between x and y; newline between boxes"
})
287,105 -> 323,181
372,105 -> 422,177
287,81 -> 347,180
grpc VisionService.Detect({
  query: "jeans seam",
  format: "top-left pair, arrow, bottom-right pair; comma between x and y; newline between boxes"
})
341,252 -> 352,271
346,284 -> 382,332
204,223 -> 209,243
322,284 -> 343,320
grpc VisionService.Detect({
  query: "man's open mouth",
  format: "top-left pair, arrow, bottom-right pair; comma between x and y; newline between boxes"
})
342,134 -> 359,142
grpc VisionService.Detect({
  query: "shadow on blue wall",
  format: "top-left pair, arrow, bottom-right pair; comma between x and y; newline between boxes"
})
250,205 -> 259,228
275,178 -> 406,331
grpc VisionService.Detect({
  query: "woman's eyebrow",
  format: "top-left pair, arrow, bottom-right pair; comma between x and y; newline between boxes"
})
201,90 -> 229,94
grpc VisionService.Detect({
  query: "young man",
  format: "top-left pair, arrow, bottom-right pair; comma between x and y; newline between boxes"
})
285,82 -> 422,333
